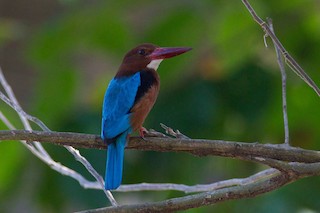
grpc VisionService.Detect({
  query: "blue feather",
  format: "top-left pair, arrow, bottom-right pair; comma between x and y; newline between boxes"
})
101,72 -> 141,190
105,129 -> 130,190
101,73 -> 141,138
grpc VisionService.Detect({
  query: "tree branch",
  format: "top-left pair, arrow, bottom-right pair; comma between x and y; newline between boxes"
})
1,130 -> 320,164
241,0 -> 320,97
77,165 -> 320,213
117,169 -> 278,193
267,18 -> 290,145
0,66 -> 118,206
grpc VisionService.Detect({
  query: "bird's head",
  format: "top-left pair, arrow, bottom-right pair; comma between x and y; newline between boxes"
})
116,43 -> 192,77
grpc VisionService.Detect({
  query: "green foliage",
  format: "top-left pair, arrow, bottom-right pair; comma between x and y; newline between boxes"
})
0,142 -> 24,193
1,0 -> 320,212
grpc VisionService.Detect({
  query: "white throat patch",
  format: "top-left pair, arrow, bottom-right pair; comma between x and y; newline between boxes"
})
147,59 -> 163,71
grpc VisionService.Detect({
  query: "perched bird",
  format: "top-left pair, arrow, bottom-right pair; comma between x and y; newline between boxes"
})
101,43 -> 191,190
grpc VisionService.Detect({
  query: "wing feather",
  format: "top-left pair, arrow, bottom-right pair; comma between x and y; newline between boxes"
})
101,72 -> 141,139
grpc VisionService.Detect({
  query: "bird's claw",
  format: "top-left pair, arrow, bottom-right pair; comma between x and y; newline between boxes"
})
139,127 -> 148,141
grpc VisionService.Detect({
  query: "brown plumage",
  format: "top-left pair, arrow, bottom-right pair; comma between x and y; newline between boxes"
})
130,69 -> 160,132
115,43 -> 191,136
116,43 -> 159,78
102,43 -> 191,190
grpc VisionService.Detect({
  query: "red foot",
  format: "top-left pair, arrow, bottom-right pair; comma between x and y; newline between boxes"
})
139,127 -> 147,138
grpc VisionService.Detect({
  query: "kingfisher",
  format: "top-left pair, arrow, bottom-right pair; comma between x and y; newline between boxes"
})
101,43 -> 192,190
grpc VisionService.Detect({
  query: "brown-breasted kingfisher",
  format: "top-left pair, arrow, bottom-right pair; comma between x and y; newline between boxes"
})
101,43 -> 191,190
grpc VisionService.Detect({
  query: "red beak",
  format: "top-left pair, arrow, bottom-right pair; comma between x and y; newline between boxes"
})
149,47 -> 192,60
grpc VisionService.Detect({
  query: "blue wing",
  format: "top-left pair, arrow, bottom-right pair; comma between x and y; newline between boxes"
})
101,72 -> 141,140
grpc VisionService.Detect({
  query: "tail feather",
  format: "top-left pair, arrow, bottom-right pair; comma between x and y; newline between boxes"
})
105,131 -> 128,190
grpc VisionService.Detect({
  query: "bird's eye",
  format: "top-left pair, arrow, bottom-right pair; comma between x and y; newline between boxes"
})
138,49 -> 146,55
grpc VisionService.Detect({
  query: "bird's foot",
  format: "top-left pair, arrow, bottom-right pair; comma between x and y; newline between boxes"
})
139,127 -> 148,140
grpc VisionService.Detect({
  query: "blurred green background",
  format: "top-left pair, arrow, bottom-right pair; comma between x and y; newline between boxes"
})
1,0 -> 320,212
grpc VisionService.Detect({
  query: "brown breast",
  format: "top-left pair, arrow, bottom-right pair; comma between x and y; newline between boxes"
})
130,71 -> 160,131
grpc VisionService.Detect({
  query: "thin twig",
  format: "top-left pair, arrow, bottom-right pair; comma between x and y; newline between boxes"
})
0,68 -> 118,206
77,171 -> 310,213
0,112 -> 102,189
0,67 -> 51,157
78,161 -> 320,212
0,92 -> 50,131
0,111 -> 15,130
117,169 -> 278,193
267,18 -> 290,145
160,123 -> 190,139
241,0 -> 320,97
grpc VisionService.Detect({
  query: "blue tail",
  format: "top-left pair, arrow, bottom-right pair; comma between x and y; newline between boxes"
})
105,131 -> 128,190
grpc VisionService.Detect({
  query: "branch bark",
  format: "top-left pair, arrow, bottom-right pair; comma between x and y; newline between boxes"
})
78,174 -> 290,213
1,130 -> 320,164
267,18 -> 290,145
77,162 -> 320,213
242,0 -> 320,97
2,130 -> 320,213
